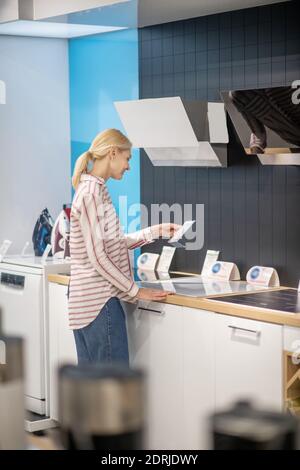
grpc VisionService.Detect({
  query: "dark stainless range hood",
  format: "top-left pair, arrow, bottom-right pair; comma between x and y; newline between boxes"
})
221,87 -> 300,166
115,97 -> 228,167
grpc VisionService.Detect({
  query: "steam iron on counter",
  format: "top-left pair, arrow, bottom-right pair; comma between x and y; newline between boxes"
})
51,204 -> 71,259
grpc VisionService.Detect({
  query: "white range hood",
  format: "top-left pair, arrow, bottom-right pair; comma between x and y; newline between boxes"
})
114,97 -> 228,167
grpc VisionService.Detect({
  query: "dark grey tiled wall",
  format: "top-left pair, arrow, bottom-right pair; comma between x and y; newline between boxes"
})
139,1 -> 300,286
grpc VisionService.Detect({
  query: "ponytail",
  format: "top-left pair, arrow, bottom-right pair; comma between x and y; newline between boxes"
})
72,151 -> 92,190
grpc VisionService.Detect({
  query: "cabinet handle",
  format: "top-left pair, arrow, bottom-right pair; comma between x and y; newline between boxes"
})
138,307 -> 165,316
228,325 -> 261,335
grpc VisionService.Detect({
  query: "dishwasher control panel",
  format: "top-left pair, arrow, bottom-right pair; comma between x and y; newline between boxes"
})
0,272 -> 25,288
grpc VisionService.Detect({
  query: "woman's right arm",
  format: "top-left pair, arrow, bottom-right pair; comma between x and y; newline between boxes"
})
79,193 -> 174,303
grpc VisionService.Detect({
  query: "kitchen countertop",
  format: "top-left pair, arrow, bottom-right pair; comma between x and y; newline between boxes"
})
48,273 -> 300,328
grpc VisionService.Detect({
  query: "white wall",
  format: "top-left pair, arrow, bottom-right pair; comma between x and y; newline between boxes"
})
0,0 -> 19,23
0,36 -> 71,253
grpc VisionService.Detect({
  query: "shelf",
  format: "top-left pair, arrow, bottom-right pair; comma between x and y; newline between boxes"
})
284,351 -> 300,415
257,154 -> 300,166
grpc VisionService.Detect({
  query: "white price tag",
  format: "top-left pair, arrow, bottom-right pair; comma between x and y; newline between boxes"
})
0,240 -> 12,262
137,253 -> 160,271
246,266 -> 280,287
21,241 -> 30,256
205,261 -> 240,281
41,244 -> 52,264
157,246 -> 176,273
201,249 -> 220,276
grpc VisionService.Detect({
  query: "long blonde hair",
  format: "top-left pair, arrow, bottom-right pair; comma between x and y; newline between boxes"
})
72,129 -> 132,189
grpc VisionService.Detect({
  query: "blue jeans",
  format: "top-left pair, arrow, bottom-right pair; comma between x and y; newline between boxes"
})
72,297 -> 129,366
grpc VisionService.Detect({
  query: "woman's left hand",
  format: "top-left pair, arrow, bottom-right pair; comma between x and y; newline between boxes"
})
152,223 -> 182,239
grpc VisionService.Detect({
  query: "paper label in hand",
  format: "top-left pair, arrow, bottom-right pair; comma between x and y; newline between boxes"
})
168,220 -> 195,245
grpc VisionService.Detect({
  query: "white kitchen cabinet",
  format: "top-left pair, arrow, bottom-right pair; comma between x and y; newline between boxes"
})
48,283 -> 77,422
182,307 -> 215,450
124,300 -> 184,450
124,300 -> 286,450
215,314 -> 283,412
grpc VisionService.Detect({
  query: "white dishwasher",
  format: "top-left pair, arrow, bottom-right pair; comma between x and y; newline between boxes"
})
0,255 -> 70,430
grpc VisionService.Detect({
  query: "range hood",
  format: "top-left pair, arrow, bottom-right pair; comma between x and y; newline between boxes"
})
221,88 -> 300,166
114,97 -> 228,167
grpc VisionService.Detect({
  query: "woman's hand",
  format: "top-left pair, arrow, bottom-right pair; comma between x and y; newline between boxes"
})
136,287 -> 174,301
152,223 -> 182,239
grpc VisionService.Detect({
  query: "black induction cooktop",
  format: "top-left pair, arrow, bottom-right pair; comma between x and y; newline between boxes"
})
209,289 -> 300,314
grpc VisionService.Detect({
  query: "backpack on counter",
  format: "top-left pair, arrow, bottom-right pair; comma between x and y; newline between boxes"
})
32,208 -> 54,256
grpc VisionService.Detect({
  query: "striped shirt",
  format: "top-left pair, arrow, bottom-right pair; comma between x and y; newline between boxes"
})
68,173 -> 155,330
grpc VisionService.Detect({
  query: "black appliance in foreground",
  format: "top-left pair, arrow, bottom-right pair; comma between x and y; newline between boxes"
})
211,401 -> 300,450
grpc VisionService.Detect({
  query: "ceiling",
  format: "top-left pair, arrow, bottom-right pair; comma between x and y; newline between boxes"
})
138,0 -> 290,27
0,0 -> 290,38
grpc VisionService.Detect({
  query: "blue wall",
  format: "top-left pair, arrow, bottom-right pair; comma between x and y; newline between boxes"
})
69,29 -> 140,261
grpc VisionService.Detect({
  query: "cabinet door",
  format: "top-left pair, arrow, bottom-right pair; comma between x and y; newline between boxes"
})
123,300 -> 152,370
123,301 -> 184,450
0,272 -> 44,401
182,307 -> 215,450
49,283 -> 77,421
215,314 -> 283,411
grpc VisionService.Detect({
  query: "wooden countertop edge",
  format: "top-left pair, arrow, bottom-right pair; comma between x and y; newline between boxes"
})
48,274 -> 300,327
27,434 -> 59,451
47,271 -> 197,286
48,273 -> 70,286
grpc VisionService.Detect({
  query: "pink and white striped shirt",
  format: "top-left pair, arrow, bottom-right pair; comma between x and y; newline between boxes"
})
68,173 -> 155,330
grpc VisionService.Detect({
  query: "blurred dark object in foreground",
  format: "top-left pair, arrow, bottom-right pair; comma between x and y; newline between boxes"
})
0,308 -> 25,449
211,401 -> 300,450
58,363 -> 145,450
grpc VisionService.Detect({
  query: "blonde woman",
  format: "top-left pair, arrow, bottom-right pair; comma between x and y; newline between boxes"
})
69,129 -> 180,365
